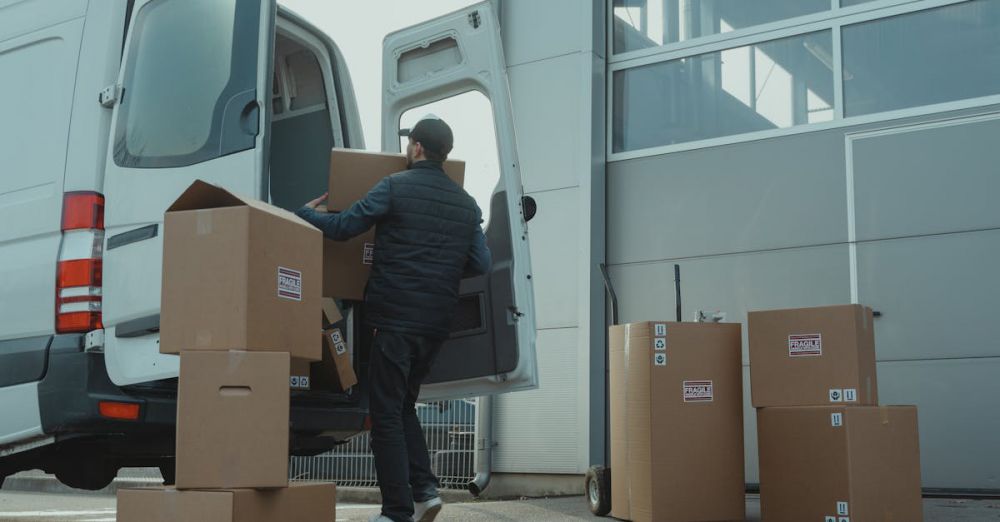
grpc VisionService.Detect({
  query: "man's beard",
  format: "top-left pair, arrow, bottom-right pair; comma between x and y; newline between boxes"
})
405,147 -> 414,168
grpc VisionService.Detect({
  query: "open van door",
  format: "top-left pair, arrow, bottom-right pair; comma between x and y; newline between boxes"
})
101,0 -> 275,385
382,2 -> 538,400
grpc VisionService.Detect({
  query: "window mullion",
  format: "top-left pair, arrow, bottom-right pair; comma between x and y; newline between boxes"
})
833,25 -> 845,120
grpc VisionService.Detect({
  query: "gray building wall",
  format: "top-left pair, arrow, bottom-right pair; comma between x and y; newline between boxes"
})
607,105 -> 1000,490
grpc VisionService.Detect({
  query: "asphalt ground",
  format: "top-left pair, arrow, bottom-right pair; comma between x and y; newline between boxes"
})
1,490 -> 999,521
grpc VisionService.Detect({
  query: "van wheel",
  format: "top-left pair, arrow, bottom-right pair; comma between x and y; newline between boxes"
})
55,464 -> 116,491
159,461 -> 176,486
585,465 -> 611,516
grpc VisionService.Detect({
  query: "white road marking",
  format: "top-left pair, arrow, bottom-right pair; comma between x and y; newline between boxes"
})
0,510 -> 115,517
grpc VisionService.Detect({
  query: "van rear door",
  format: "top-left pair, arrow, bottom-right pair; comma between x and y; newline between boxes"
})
101,0 -> 275,385
381,2 -> 538,400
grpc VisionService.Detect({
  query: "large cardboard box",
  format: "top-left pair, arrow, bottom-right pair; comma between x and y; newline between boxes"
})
117,483 -> 336,522
749,304 -> 878,408
323,149 -> 465,300
609,321 -> 745,522
160,180 -> 321,360
176,351 -> 290,489
313,326 -> 357,391
758,406 -> 922,522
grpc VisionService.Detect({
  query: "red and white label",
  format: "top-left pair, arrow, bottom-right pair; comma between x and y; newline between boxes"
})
788,333 -> 822,357
362,242 -> 375,265
683,380 -> 714,403
277,267 -> 302,301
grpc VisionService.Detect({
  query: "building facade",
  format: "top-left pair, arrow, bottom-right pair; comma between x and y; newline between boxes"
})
494,0 -> 1000,493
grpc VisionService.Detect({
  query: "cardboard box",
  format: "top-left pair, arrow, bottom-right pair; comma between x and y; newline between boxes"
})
758,406 -> 922,522
312,326 -> 357,392
321,297 -> 343,327
176,351 -> 290,489
117,483 -> 336,522
290,358 -> 311,390
749,304 -> 878,408
609,321 -> 745,522
160,180 -> 321,360
323,149 -> 465,300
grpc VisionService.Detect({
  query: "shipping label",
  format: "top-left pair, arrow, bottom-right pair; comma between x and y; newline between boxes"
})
653,352 -> 667,366
328,329 -> 348,356
843,388 -> 858,402
277,267 -> 303,301
683,380 -> 713,403
788,333 -> 822,357
831,413 -> 843,427
290,375 -> 310,389
839,518 -> 850,522
829,389 -> 844,403
825,517 -> 837,522
837,502 -> 849,516
362,242 -> 375,265
653,337 -> 666,351
654,323 -> 667,336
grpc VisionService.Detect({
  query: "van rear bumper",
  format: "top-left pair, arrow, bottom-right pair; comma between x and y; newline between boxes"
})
36,336 -> 367,451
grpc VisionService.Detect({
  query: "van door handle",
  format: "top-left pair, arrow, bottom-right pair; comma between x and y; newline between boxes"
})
107,224 -> 158,250
115,314 -> 160,338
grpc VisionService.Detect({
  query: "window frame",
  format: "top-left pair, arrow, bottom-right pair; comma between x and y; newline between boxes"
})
607,0 -> 999,162
112,0 -> 262,169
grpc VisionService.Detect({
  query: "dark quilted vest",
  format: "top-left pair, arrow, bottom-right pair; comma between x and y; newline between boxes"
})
364,161 -> 481,338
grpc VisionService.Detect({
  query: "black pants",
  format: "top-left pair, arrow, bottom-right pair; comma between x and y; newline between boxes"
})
369,330 -> 443,522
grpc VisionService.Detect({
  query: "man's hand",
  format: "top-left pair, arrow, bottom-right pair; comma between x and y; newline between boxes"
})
305,192 -> 328,210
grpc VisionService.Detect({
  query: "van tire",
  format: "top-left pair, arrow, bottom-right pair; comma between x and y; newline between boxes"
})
55,464 -> 116,491
585,465 -> 611,516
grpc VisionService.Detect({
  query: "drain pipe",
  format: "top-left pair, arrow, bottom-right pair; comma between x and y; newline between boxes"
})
468,394 -> 493,496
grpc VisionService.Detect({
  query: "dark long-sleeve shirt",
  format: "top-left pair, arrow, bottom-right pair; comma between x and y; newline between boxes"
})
295,178 -> 492,277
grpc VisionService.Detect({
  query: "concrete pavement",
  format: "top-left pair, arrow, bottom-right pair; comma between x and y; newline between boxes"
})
1,491 -> 999,521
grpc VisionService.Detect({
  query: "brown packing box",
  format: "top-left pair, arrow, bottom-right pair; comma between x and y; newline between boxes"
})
749,304 -> 878,408
290,358 -> 311,390
758,406 -> 922,522
609,321 -> 745,522
176,351 -> 290,489
313,326 -> 357,391
323,149 -> 465,300
116,483 -> 336,522
160,180 -> 322,360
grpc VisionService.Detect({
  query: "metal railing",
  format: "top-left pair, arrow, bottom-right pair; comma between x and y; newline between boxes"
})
290,399 -> 477,490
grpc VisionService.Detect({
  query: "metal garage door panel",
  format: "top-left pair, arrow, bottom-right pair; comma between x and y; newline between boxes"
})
856,229 -> 1000,361
877,358 -> 1000,491
850,114 -> 1000,242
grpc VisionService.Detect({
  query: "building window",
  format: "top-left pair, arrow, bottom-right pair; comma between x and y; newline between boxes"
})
843,0 -> 1000,116
613,0 -> 830,54
612,31 -> 833,152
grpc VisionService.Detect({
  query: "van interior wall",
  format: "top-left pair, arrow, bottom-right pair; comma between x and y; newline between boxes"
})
269,33 -> 334,212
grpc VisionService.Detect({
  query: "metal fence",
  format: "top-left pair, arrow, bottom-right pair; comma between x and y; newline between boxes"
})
290,399 -> 477,490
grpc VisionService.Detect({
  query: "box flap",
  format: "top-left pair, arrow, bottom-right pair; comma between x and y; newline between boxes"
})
167,180 -> 312,227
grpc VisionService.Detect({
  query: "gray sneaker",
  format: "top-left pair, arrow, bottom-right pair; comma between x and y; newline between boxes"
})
413,496 -> 443,522
368,515 -> 396,522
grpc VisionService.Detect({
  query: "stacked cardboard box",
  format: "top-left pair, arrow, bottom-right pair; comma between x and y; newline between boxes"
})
322,149 -> 465,300
117,181 -> 336,521
749,304 -> 922,522
609,321 -> 745,522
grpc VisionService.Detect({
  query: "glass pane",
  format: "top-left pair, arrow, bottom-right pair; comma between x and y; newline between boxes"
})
613,0 -> 830,54
114,0 -> 260,168
843,0 -> 1000,117
841,0 -> 876,6
612,31 -> 834,152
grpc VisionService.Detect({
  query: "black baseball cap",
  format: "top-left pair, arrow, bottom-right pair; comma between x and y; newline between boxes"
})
398,116 -> 454,156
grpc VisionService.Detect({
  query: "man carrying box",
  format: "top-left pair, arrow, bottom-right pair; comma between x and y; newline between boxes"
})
296,116 -> 491,522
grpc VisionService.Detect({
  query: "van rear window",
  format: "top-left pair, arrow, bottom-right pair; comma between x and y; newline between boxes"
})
114,0 -> 261,168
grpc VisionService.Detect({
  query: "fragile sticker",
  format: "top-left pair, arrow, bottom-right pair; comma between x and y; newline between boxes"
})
277,267 -> 303,301
362,242 -> 375,265
653,337 -> 666,351
654,323 -> 667,336
788,333 -> 822,357
653,352 -> 667,366
829,389 -> 844,403
844,388 -> 858,402
683,380 -> 714,403
831,413 -> 843,427
837,502 -> 849,516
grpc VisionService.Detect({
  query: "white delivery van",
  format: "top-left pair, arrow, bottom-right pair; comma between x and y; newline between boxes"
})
0,0 -> 536,490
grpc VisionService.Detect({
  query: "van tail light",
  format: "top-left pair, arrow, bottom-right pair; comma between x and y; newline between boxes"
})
56,192 -> 105,334
99,401 -> 141,421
